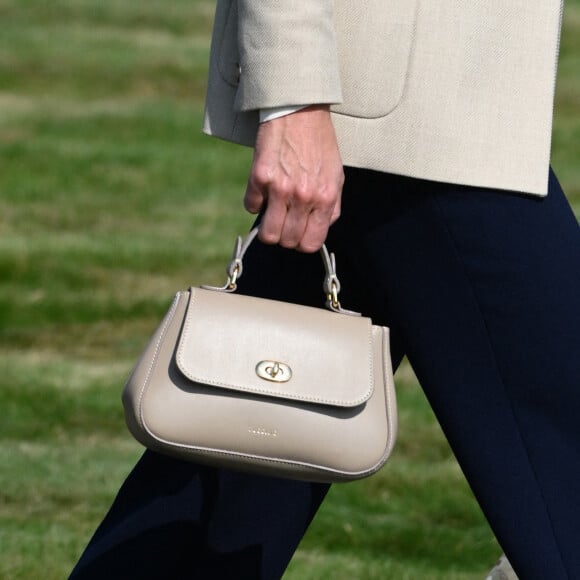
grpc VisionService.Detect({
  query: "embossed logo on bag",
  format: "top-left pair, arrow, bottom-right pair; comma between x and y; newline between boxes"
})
256,360 -> 292,383
248,427 -> 279,437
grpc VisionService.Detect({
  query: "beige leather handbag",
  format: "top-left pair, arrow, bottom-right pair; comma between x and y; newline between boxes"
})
123,229 -> 397,482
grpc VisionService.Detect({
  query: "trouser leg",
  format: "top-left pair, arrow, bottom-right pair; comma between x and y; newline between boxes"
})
70,451 -> 331,579
339,168 -> 580,580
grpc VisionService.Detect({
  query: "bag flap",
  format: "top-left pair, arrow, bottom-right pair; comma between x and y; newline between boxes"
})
175,287 -> 374,407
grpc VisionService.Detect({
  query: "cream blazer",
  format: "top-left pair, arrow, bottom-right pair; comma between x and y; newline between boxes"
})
203,0 -> 564,195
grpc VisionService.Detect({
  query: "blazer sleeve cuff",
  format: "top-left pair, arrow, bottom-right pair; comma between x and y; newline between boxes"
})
235,0 -> 343,111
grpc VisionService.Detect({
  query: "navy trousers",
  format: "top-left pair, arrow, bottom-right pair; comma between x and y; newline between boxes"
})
71,168 -> 580,580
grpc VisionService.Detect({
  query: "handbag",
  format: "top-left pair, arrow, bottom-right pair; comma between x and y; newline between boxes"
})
122,228 -> 397,482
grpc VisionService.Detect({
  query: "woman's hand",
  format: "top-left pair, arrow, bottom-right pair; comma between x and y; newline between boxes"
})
244,105 -> 344,253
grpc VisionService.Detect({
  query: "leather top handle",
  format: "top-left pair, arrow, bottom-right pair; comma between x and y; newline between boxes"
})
202,228 -> 359,315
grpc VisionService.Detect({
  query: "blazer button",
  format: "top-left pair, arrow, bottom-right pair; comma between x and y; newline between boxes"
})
234,62 -> 241,85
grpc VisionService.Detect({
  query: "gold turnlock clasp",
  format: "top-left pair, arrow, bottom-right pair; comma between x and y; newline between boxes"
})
256,360 -> 292,383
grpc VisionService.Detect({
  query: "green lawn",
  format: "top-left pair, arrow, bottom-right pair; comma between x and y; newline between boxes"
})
1,1 -> 578,578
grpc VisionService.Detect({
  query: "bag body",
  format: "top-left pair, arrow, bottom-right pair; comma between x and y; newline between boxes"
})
122,231 -> 397,482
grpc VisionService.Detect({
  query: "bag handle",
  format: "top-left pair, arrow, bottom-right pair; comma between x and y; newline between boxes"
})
202,228 -> 358,315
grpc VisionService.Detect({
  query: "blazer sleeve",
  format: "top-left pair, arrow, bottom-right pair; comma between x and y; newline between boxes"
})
234,0 -> 343,111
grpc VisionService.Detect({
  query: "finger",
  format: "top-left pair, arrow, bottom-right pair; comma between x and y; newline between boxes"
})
278,198 -> 310,249
243,179 -> 265,214
330,194 -> 342,224
297,178 -> 342,251
330,170 -> 344,224
258,195 -> 288,245
297,208 -> 333,253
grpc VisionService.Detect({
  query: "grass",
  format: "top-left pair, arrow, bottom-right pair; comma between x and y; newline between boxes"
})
0,1 -> 578,578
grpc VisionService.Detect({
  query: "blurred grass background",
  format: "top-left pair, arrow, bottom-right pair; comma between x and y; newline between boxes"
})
0,1 -> 578,578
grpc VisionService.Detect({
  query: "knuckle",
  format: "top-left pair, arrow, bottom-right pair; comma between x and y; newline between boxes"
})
251,165 -> 271,188
293,184 -> 312,203
274,181 -> 293,199
315,188 -> 336,209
